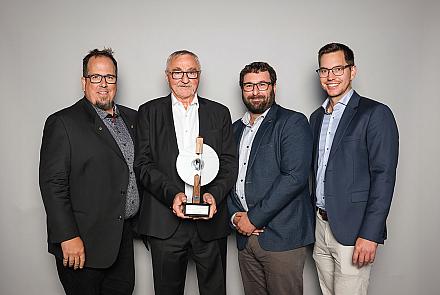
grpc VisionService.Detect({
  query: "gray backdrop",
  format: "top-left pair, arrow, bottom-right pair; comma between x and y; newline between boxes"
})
1,0 -> 438,294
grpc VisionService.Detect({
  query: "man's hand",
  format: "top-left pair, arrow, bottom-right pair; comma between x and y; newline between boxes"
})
352,237 -> 378,267
202,193 -> 217,219
236,212 -> 257,236
233,212 -> 264,236
172,192 -> 190,219
61,236 -> 85,270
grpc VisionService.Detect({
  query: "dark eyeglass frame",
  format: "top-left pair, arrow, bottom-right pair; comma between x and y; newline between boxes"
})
84,74 -> 117,84
169,71 -> 201,80
241,81 -> 272,92
316,64 -> 353,78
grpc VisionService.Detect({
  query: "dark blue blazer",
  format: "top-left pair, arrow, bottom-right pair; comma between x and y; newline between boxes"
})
310,91 -> 399,245
228,104 -> 315,251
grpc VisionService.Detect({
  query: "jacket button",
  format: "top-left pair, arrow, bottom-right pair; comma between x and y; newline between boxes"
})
121,190 -> 126,195
98,126 -> 102,131
117,215 -> 122,220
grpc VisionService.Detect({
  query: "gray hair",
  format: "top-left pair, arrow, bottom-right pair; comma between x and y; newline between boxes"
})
165,50 -> 201,72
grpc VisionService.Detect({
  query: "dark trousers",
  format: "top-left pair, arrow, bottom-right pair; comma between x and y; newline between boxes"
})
147,220 -> 227,295
56,221 -> 135,295
238,235 -> 307,295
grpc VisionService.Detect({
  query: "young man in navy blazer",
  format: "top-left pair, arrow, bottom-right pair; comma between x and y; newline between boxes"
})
228,62 -> 315,295
310,43 -> 399,295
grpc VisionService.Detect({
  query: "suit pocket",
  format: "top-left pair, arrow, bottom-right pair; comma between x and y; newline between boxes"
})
351,190 -> 369,202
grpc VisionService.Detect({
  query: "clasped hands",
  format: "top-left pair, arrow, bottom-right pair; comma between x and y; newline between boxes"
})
172,192 -> 217,219
233,212 -> 264,236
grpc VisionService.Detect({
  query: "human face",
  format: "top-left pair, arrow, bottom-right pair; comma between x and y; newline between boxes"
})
81,56 -> 117,112
166,54 -> 200,102
241,71 -> 276,115
318,50 -> 356,103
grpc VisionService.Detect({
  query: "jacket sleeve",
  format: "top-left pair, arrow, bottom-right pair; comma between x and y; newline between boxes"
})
39,114 -> 79,243
359,104 -> 399,243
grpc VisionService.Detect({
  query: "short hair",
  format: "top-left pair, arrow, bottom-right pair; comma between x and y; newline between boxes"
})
318,43 -> 355,66
239,62 -> 277,86
165,50 -> 201,72
83,48 -> 117,77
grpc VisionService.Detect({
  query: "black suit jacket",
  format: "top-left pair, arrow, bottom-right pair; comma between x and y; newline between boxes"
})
39,98 -> 137,268
310,91 -> 399,245
134,95 -> 237,241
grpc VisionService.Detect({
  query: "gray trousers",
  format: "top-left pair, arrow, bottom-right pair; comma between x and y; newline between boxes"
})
238,235 -> 307,295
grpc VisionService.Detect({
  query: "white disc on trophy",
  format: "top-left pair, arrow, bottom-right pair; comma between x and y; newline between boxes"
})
176,144 -> 220,186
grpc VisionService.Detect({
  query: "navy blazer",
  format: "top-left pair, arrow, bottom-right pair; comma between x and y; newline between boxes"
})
228,104 -> 315,251
310,91 -> 399,245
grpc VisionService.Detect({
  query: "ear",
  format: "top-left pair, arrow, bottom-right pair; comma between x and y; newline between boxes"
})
81,76 -> 86,92
350,65 -> 357,81
165,70 -> 170,84
272,83 -> 277,95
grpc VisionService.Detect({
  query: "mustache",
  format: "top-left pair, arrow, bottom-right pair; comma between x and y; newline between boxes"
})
248,94 -> 266,100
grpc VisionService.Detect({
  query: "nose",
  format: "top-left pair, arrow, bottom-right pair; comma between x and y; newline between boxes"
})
99,77 -> 108,87
327,70 -> 336,80
252,85 -> 260,95
181,73 -> 190,84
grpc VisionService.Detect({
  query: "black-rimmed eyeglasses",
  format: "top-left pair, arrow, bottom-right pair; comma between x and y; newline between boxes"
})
242,82 -> 272,92
169,71 -> 200,80
316,65 -> 353,78
84,74 -> 117,84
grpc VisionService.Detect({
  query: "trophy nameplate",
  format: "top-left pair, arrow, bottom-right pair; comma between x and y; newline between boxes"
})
176,137 -> 219,217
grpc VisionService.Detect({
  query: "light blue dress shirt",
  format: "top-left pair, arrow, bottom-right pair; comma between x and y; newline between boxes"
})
316,89 -> 354,210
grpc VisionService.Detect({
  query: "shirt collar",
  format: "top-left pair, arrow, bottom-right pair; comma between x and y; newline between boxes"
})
171,93 -> 199,107
92,103 -> 119,119
321,89 -> 354,112
241,107 -> 271,127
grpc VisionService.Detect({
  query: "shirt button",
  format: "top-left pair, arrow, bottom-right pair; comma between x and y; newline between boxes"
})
247,146 -> 249,149
243,163 -> 246,165
240,179 -> 243,182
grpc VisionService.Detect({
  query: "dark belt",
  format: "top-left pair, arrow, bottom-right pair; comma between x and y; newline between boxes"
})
317,207 -> 328,221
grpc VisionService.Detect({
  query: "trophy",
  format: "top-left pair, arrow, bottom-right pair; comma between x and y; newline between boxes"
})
176,137 -> 219,217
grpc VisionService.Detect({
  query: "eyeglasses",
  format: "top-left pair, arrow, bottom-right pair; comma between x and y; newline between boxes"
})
85,74 -> 117,84
169,71 -> 200,80
242,82 -> 272,92
316,65 -> 353,78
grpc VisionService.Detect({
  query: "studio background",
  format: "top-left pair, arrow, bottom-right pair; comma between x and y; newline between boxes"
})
1,0 -> 437,294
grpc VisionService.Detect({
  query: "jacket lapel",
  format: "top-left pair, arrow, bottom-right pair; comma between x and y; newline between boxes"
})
162,95 -> 179,153
118,106 -> 135,140
81,98 -> 125,161
328,91 -> 360,161
247,104 -> 277,170
198,97 -> 209,138
313,108 -> 325,174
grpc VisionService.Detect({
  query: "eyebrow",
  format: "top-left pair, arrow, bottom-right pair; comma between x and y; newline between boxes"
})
243,81 -> 271,84
170,67 -> 199,72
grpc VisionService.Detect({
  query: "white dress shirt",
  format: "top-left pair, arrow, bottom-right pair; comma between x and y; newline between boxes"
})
171,93 -> 199,201
235,108 -> 271,212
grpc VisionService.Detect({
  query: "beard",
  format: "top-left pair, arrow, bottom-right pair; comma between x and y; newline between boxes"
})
95,99 -> 114,112
242,89 -> 275,114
